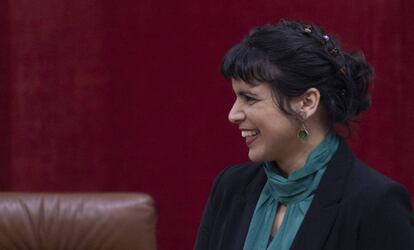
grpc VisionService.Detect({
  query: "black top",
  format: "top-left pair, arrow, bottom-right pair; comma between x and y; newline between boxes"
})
194,140 -> 414,250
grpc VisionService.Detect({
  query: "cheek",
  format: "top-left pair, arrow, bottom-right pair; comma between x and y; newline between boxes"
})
245,103 -> 297,134
264,114 -> 298,139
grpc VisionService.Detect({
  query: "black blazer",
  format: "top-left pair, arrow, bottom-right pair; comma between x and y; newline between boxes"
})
194,140 -> 414,250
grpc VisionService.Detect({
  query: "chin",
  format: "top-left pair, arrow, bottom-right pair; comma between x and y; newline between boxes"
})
248,150 -> 266,162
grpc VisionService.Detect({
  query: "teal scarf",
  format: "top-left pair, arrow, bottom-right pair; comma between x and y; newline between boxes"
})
243,132 -> 339,250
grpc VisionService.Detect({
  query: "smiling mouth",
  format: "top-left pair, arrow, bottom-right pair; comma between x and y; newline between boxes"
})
241,130 -> 260,146
241,130 -> 260,137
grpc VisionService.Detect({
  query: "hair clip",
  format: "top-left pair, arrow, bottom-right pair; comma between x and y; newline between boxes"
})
304,25 -> 312,33
319,35 -> 329,45
328,48 -> 339,57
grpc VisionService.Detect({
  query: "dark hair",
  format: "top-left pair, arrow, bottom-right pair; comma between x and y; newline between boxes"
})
221,20 -> 373,127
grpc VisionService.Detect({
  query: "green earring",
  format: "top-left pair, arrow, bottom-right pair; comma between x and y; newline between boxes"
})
297,124 -> 310,140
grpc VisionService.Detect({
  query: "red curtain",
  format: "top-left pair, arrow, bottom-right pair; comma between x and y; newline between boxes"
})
2,0 -> 414,249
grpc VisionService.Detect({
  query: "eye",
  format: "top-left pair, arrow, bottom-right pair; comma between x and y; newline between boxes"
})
242,95 -> 257,104
235,91 -> 258,105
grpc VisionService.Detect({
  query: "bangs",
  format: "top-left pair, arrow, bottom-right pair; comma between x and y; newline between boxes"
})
220,42 -> 281,84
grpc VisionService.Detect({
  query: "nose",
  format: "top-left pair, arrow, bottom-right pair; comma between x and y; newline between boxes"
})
228,100 -> 245,124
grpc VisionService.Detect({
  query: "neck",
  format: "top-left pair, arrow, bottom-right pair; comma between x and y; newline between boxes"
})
277,126 -> 330,176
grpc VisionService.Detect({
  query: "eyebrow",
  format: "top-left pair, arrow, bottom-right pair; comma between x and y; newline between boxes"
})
237,90 -> 259,97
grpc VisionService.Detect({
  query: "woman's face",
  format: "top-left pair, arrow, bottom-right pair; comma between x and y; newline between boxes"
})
228,79 -> 300,162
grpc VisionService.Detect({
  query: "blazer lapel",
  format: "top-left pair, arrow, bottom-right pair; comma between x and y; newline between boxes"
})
290,140 -> 356,250
221,164 -> 267,250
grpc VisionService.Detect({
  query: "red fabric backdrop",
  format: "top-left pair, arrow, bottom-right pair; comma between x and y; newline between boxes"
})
1,0 -> 414,249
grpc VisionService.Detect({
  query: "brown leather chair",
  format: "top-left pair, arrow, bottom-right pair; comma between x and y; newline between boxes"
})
0,193 -> 157,250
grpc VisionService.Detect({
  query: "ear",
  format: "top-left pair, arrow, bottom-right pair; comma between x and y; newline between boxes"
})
291,88 -> 321,120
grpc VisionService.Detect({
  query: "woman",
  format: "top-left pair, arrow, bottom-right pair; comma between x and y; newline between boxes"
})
194,21 -> 414,250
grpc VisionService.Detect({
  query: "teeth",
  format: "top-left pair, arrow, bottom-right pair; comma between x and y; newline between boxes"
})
241,130 -> 259,138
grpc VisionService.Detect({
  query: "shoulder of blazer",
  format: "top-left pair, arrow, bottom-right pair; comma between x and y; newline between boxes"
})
291,139 -> 414,250
346,160 -> 414,249
313,138 -> 411,207
217,162 -> 264,189
342,158 -> 413,208
211,162 -> 267,206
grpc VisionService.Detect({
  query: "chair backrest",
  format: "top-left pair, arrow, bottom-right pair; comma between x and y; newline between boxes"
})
0,192 -> 157,250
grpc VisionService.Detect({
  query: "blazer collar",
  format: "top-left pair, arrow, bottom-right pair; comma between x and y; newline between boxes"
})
290,139 -> 356,250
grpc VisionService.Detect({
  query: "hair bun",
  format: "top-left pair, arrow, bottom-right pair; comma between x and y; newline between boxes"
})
343,52 -> 373,117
